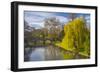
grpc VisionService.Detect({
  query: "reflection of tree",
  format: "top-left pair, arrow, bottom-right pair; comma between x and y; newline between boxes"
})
45,45 -> 62,60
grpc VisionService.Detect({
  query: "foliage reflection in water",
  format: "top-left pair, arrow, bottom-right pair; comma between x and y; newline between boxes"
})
24,45 -> 88,61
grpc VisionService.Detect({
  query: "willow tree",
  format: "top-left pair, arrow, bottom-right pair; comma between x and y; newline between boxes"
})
58,17 -> 90,58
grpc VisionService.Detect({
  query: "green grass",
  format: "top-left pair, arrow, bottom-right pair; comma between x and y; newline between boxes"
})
62,53 -> 74,59
55,42 -> 89,57
55,43 -> 75,51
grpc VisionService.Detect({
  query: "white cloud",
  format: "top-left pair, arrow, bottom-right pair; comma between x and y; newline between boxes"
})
55,16 -> 69,23
24,11 -> 69,28
30,22 -> 44,28
85,15 -> 90,20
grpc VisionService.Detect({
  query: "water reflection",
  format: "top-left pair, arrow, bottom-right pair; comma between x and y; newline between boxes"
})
30,47 -> 45,61
24,45 -> 87,62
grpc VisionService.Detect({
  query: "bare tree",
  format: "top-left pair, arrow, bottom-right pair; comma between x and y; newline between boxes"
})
44,17 -> 62,42
68,13 -> 77,21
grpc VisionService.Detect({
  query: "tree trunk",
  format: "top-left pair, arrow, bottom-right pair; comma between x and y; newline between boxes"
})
73,41 -> 79,59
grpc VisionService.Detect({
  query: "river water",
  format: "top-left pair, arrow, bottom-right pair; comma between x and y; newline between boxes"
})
24,45 -> 87,61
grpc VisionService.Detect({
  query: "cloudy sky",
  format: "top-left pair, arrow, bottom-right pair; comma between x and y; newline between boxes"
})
24,11 -> 90,29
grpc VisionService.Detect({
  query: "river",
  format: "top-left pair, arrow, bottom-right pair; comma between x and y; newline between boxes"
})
24,45 -> 87,61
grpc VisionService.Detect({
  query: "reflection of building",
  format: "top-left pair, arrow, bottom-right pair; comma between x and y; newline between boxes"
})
45,45 -> 63,60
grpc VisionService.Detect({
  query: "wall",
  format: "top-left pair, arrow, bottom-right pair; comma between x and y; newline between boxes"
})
0,0 -> 99,73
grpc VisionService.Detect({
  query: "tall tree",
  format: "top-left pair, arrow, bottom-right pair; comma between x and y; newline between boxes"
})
58,17 -> 90,58
44,17 -> 62,41
68,13 -> 77,21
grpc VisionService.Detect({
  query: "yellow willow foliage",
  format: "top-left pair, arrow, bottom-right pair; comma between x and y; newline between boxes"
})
56,17 -> 90,56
